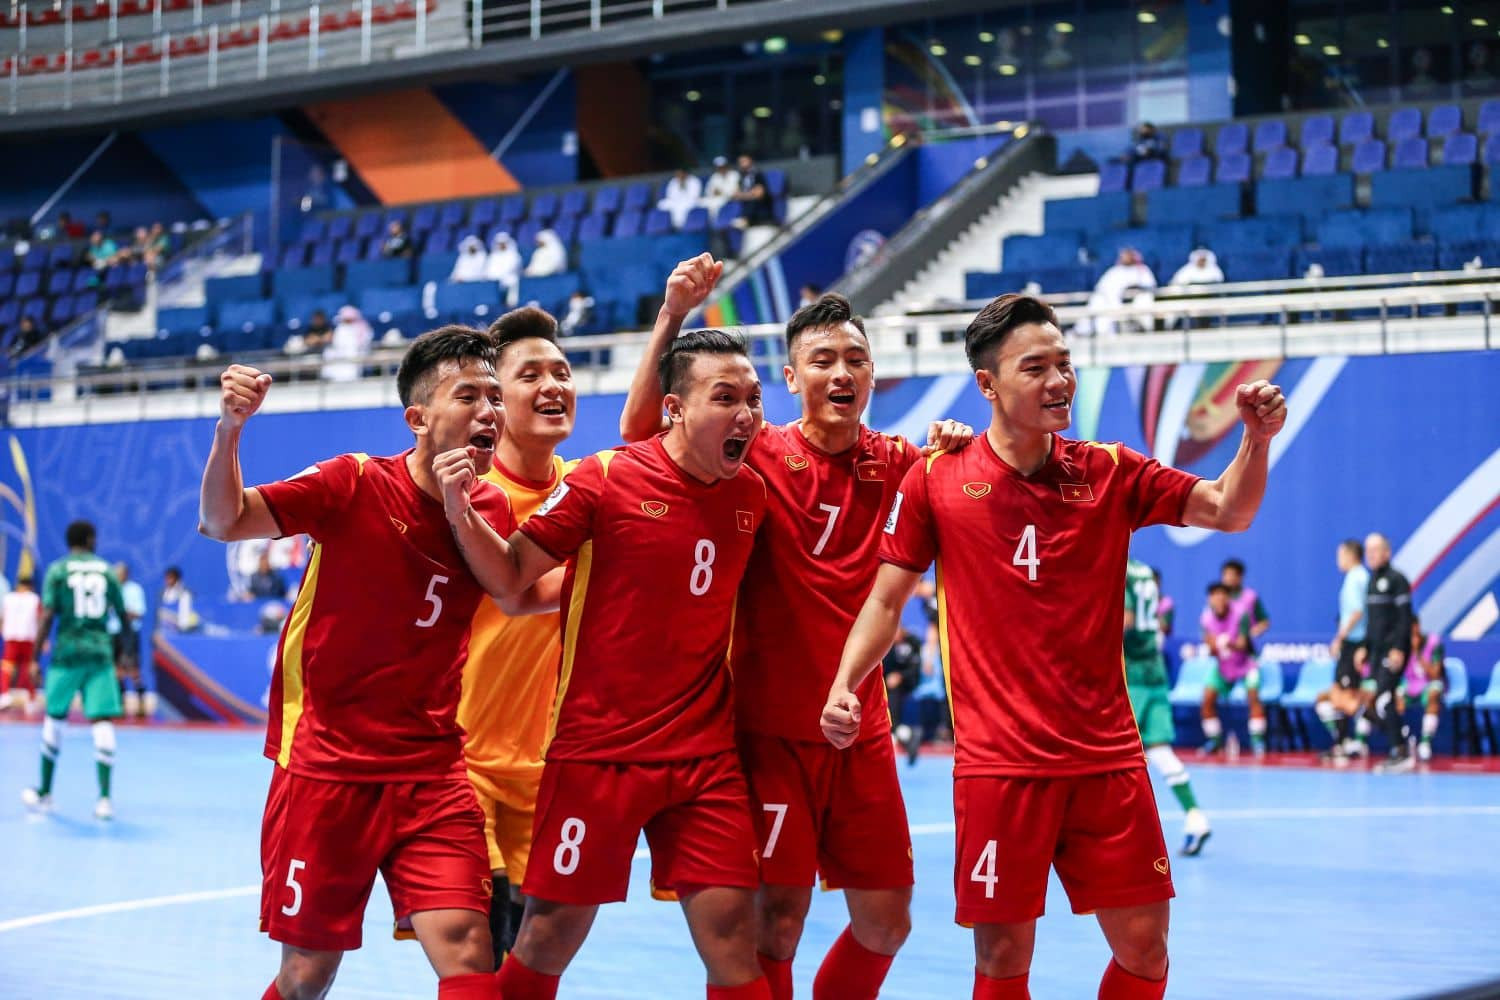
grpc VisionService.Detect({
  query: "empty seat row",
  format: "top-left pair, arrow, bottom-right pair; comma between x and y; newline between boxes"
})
1168,104 -> 1500,163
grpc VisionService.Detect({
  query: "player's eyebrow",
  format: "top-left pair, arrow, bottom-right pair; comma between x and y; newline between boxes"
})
1017,349 -> 1070,365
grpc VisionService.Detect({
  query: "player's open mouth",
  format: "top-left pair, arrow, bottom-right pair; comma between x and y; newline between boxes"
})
535,402 -> 567,417
470,432 -> 496,452
723,437 -> 748,462
1043,397 -> 1071,411
828,390 -> 857,407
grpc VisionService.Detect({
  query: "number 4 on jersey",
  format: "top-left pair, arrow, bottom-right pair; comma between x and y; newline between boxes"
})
1012,524 -> 1039,581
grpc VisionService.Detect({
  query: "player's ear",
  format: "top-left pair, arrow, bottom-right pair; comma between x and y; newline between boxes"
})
974,369 -> 998,401
404,402 -> 428,438
663,392 -> 685,424
782,362 -> 799,395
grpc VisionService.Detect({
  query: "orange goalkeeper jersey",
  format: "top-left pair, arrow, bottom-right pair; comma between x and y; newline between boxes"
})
459,454 -> 578,781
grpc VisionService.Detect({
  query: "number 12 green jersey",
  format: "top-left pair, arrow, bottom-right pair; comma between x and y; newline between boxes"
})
1124,559 -> 1167,687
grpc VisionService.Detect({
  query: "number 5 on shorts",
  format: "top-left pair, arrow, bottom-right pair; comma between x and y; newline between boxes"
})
281,858 -> 307,916
553,817 -> 586,875
970,840 -> 998,899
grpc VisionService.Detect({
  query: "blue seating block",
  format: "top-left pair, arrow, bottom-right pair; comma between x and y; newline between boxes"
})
1147,183 -> 1239,226
1169,127 -> 1203,160
1098,161 -> 1129,193
530,192 -> 559,223
1444,132 -> 1478,165
1131,159 -> 1166,192
1255,174 -> 1355,218
435,281 -> 502,322
1253,119 -> 1287,153
1295,246 -> 1363,277
1364,243 -> 1437,274
158,305 -> 211,335
1370,165 -> 1476,232
1176,156 -> 1211,187
358,285 -> 423,322
1043,192 -> 1131,232
1215,123 -> 1248,158
272,264 -> 337,299
1301,143 -> 1337,176
1316,208 -> 1412,248
1481,99 -> 1500,136
1221,248 -> 1292,282
1428,104 -> 1462,137
592,187 -> 622,216
344,257 -> 413,295
218,299 -> 277,332
1340,111 -> 1374,146
1430,203 -> 1496,241
204,273 -> 265,306
1352,139 -> 1388,173
1262,146 -> 1297,180
518,272 -> 582,318
1392,137 -> 1429,170
1002,231 -> 1084,271
1301,115 -> 1335,148
1215,153 -> 1252,184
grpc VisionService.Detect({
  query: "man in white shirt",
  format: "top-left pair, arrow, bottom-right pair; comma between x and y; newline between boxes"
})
701,157 -> 741,223
658,169 -> 703,229
0,576 -> 42,714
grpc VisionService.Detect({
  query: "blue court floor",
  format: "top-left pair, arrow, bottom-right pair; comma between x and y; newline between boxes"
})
3,724 -> 1499,999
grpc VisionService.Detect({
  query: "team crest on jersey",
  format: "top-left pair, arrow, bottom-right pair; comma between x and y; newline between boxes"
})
962,482 -> 991,499
389,517 -> 408,535
857,461 -> 887,482
736,510 -> 754,533
883,492 -> 904,534
785,455 -> 810,471
1059,483 -> 1094,502
538,482 -> 570,515
1154,857 -> 1170,875
641,500 -> 669,518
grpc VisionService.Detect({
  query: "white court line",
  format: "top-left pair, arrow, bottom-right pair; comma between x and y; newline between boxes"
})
4,804 -> 1497,934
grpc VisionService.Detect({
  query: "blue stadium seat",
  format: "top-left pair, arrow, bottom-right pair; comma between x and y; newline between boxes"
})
1148,183 -> 1239,226
1296,245 -> 1363,277
560,189 -> 589,217
1231,660 -> 1283,704
1043,192 -> 1132,232
437,203 -> 466,230
218,299 -> 277,333
1442,132 -> 1478,165
1371,165 -> 1475,232
299,217 -> 327,242
612,209 -> 645,238
1215,153 -> 1252,184
357,285 -> 423,323
0,273 -> 11,299
592,187 -> 622,216
14,272 -> 40,298
1130,159 -> 1166,192
1481,99 -> 1500,136
1170,127 -> 1203,160
21,245 -> 47,272
1340,110 -> 1374,145
49,296 -> 75,325
1176,156 -> 1212,187
712,201 -> 744,230
680,208 -> 710,233
1388,107 -> 1423,143
416,252 -> 456,285
272,265 -> 337,299
45,269 -> 74,295
1282,657 -> 1333,746
551,216 -> 579,245
1301,143 -> 1337,176
643,209 -> 674,236
1221,248 -> 1292,282
1256,174 -> 1355,218
327,216 -> 354,241
382,207 -> 410,229
1317,207 -> 1413,247
1215,122 -> 1249,158
1098,161 -> 1129,194
1485,134 -> 1500,166
344,257 -> 413,295
1431,204 -> 1495,241
622,182 -> 653,212
410,205 -> 438,233
158,305 -> 211,335
47,244 -> 76,270
361,239 -> 390,261
469,200 -> 499,229
1262,146 -> 1297,180
278,245 -> 306,269
1003,231 -> 1084,271
1444,657 -> 1470,709
1169,657 -> 1216,708
335,239 -> 365,264
204,273 -> 265,306
435,281 -> 502,322
499,197 -> 527,225
73,291 -> 98,316
576,215 -> 610,242
518,272 -> 582,317
1392,137 -> 1429,170
1428,104 -> 1462,137
1352,139 -> 1388,173
1253,119 -> 1287,153
987,265 -> 1092,293
353,213 -> 381,240
1472,662 -> 1500,711
1301,115 -> 1335,148
530,192 -> 559,223
1364,242 -> 1437,273
515,221 -> 544,249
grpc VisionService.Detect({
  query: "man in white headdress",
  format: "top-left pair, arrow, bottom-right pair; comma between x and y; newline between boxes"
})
1169,248 -> 1224,287
524,229 -> 567,278
657,169 -> 703,229
701,156 -> 741,223
451,235 -> 488,283
1083,247 -> 1157,337
321,305 -> 373,382
485,231 -> 523,305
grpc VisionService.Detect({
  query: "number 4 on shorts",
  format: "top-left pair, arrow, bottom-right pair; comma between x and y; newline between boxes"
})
970,840 -> 998,899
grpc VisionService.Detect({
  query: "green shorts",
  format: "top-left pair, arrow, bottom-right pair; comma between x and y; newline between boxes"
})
1128,684 -> 1176,747
44,659 -> 122,720
1207,663 -> 1260,697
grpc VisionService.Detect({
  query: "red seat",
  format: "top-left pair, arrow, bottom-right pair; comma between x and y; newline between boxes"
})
80,49 -> 103,66
269,20 -> 297,39
125,42 -> 157,63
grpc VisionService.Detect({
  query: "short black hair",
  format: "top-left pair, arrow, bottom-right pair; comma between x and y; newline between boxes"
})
1221,558 -> 1246,576
16,576 -> 33,588
65,520 -> 96,550
1207,582 -> 1230,596
964,293 -> 1059,372
1340,538 -> 1364,561
165,565 -> 182,580
396,325 -> 498,407
658,329 -> 750,396
487,306 -> 559,363
785,292 -> 867,356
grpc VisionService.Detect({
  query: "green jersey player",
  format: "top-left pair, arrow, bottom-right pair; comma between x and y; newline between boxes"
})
21,520 -> 128,820
1125,559 -> 1211,856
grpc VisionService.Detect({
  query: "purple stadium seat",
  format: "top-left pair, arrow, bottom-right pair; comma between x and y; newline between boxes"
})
592,187 -> 622,215
576,215 -> 609,242
353,213 -> 381,240
1262,146 -> 1297,180
1352,139 -> 1387,173
551,216 -> 578,244
437,203 -> 465,230
1215,152 -> 1252,184
1301,144 -> 1338,176
0,273 -> 14,299
1098,161 -> 1129,193
335,239 -> 364,263
1176,156 -> 1211,187
530,192 -> 559,222
560,190 -> 589,217
499,197 -> 527,225
45,269 -> 73,295
621,182 -> 653,212
1481,100 -> 1500,136
1340,111 -> 1374,146
1253,120 -> 1287,153
680,208 -> 710,233
327,216 -> 354,241
1170,127 -> 1203,160
15,271 -> 40,298
612,209 -> 644,238
1131,159 -> 1166,192
1215,123 -> 1249,158
47,244 -> 76,269
1301,115 -> 1335,148
469,200 -> 499,228
1388,107 -> 1422,143
643,209 -> 673,236
21,246 -> 47,272
1392,137 -> 1428,170
1444,132 -> 1478,165
1428,105 -> 1462,137
409,205 -> 437,233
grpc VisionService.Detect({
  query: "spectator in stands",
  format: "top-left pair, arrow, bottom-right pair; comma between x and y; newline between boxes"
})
157,566 -> 199,633
658,168 -> 703,229
883,627 -> 923,765
13,316 -> 44,355
302,308 -> 334,352
146,222 -> 170,269
1406,617 -> 1446,761
321,305 -> 372,382
124,227 -> 152,265
1169,248 -> 1224,287
1465,41 -> 1495,89
524,228 -> 567,277
94,210 -> 112,234
798,284 -> 821,308
701,156 -> 741,222
248,551 -> 289,601
485,232 -> 523,306
559,290 -> 595,337
381,220 -> 413,259
1126,122 -> 1167,165
730,154 -> 774,227
1082,247 -> 1156,337
86,230 -> 118,271
56,212 -> 86,240
451,235 -> 489,282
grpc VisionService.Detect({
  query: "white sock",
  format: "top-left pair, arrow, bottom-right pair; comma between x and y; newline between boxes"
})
1421,713 -> 1439,740
1248,717 -> 1267,737
1202,716 -> 1223,739
92,720 -> 116,769
1145,744 -> 1189,785
41,715 -> 61,756
1315,700 -> 1338,724
1356,716 -> 1371,739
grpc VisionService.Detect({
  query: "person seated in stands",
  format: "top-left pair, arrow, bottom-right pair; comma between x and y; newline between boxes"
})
157,566 -> 200,634
12,316 -> 44,355
559,290 -> 595,337
145,222 -> 170,269
321,305 -> 372,382
524,228 -> 567,277
729,153 -> 774,228
124,227 -> 153,265
1083,247 -> 1157,337
1169,248 -> 1224,287
701,156 -> 741,222
1404,617 -> 1447,762
86,230 -> 118,271
302,308 -> 334,352
798,283 -> 820,308
94,210 -> 112,235
1126,122 -> 1167,165
451,235 -> 488,282
56,212 -> 87,240
658,168 -> 703,229
485,231 -> 522,306
248,551 -> 289,601
381,220 -> 413,259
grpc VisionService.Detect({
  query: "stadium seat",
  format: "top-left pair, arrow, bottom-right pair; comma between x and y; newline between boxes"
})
643,209 -> 674,236
344,257 -> 412,295
1392,137 -> 1429,170
517,272 -> 582,317
218,299 -> 277,333
1364,242 -> 1437,274
410,205 -> 437,233
622,182 -> 653,213
1147,184 -> 1239,226
272,264 -> 337,299
1168,656 -> 1216,708
204,273 -> 265,306
1443,132 -> 1478,165
1428,104 -> 1462,137
1484,134 -> 1500,166
1215,153 -> 1252,184
1295,245 -> 1363,277
499,197 -> 527,225
592,187 -> 622,216
1043,192 -> 1131,232
1098,161 -> 1129,194
469,200 -> 499,229
1231,660 -> 1283,704
1317,207 -> 1413,247
1351,139 -> 1388,173
1256,174 -> 1355,219
560,190 -> 589,217
1215,122 -> 1249,158
353,213 -> 381,240
435,281 -> 501,322
1262,146 -> 1297,180
530,192 -> 560,224
576,214 -> 609,242
1281,658 -> 1333,748
1130,159 -> 1166,192
437,203 -> 466,230
357,285 -> 423,323
1301,143 -> 1337,176
1371,165 -> 1475,232
612,209 -> 644,238
1176,156 -> 1211,187
1252,119 -> 1287,153
1431,203 -> 1495,241
1340,110 -> 1374,146
1002,231 -> 1084,272
1170,127 -> 1203,160
1301,115 -> 1335,148
157,305 -> 210,335
334,239 -> 365,264
1443,657 -> 1478,754
1388,107 -> 1422,143
1221,248 -> 1291,282
327,216 -> 354,241
1473,663 -> 1500,753
45,269 -> 74,295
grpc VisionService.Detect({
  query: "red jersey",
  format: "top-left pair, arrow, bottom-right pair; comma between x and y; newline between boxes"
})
258,450 -> 516,782
519,436 -> 767,763
733,422 -> 919,743
880,435 -> 1200,777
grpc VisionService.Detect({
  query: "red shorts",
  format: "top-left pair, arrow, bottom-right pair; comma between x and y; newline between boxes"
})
522,751 -> 760,906
3,639 -> 35,668
953,766 -> 1174,926
738,731 -> 914,891
259,766 -> 491,952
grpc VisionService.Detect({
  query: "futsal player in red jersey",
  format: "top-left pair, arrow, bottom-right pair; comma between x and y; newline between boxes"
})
620,255 -> 971,1000
427,329 -> 775,1000
200,327 -> 553,1000
823,294 -> 1286,1000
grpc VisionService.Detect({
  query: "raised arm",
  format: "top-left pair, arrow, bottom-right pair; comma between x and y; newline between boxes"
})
435,447 -> 561,601
619,254 -> 724,442
822,563 -> 923,748
199,365 -> 283,541
1182,380 -> 1287,533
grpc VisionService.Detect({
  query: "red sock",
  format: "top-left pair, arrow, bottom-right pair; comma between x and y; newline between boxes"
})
708,976 -> 772,1000
1098,959 -> 1166,1000
757,953 -> 794,1000
261,984 -> 284,1000
440,971 -> 499,1000
495,954 -> 559,1000
811,926 -> 895,1000
973,970 -> 1030,1000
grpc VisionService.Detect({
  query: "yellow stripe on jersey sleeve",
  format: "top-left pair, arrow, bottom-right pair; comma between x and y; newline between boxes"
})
595,449 -> 617,476
934,557 -> 956,745
352,452 -> 370,472
276,543 -> 324,768
1084,441 -> 1120,465
925,450 -> 949,473
549,539 -> 594,747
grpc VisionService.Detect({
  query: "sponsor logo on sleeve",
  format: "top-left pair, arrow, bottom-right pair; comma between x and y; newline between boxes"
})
538,482 -> 570,515
883,492 -> 904,534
